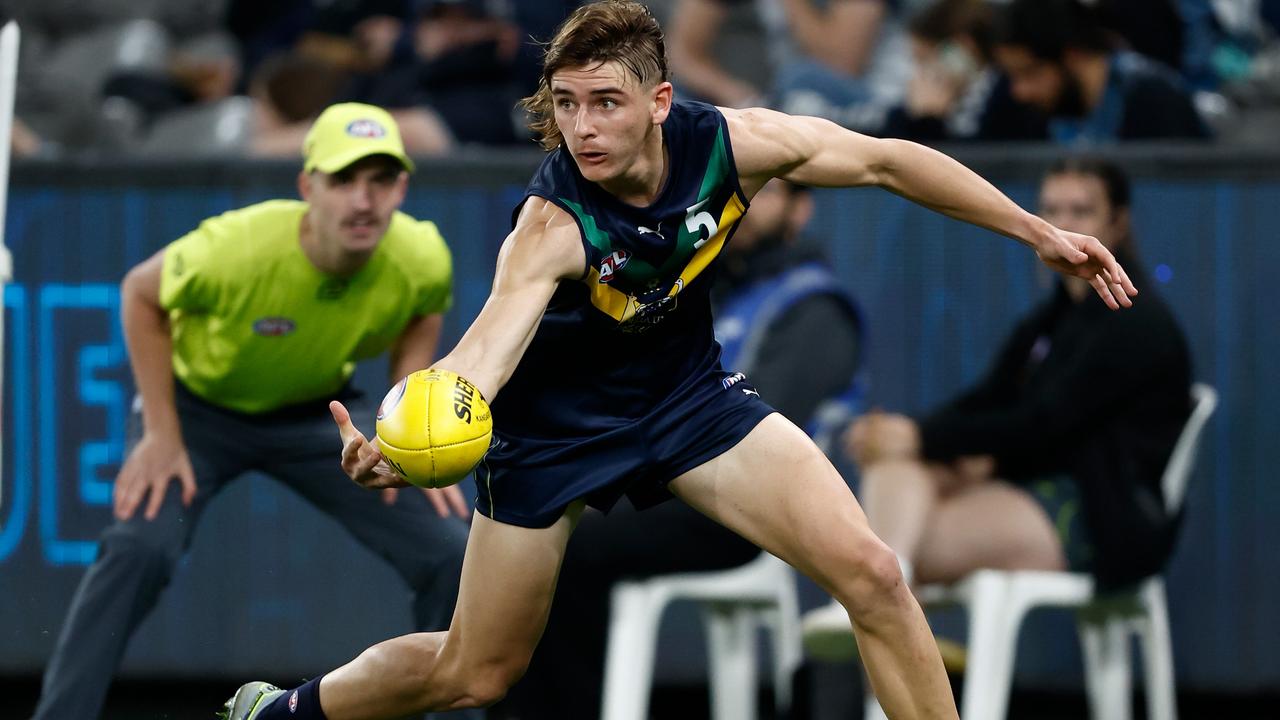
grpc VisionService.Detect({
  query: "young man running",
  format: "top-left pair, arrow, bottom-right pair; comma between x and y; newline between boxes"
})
227,3 -> 1135,719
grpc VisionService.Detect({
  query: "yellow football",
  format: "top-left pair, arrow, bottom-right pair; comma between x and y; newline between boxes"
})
375,369 -> 493,488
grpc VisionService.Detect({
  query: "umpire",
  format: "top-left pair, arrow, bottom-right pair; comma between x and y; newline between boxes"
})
32,103 -> 475,720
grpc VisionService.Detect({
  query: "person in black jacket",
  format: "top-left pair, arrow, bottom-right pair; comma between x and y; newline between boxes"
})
990,0 -> 1209,143
882,0 -> 1049,143
802,157 -> 1192,658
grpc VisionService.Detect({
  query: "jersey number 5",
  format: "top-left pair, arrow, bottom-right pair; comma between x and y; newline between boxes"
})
684,199 -> 717,249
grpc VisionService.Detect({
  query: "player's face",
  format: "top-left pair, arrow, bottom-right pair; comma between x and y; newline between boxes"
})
1038,173 -> 1123,249
994,45 -> 1065,113
550,61 -> 671,183
303,155 -> 408,253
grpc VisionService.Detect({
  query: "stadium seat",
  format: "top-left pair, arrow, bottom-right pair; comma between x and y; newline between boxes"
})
45,20 -> 170,114
887,383 -> 1218,720
138,96 -> 253,158
601,550 -> 803,720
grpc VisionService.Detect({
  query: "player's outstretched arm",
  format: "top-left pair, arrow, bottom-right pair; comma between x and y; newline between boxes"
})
723,106 -> 1138,309
430,197 -> 586,402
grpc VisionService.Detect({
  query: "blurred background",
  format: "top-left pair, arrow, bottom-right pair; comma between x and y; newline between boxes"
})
1,0 -> 1278,718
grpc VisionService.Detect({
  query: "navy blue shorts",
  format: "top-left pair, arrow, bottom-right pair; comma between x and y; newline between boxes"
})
475,370 -> 775,528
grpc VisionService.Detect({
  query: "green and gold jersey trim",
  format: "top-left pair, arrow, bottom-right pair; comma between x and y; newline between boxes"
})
582,194 -> 745,324
559,124 -> 746,328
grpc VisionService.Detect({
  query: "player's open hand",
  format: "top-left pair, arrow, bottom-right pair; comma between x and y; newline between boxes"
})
113,432 -> 197,521
1035,226 -> 1138,310
330,401 -> 407,489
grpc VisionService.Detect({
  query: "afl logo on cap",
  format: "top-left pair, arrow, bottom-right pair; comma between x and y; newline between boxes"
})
346,119 -> 387,139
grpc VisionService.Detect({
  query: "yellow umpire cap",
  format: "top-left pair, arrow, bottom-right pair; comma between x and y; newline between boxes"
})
303,103 -> 415,174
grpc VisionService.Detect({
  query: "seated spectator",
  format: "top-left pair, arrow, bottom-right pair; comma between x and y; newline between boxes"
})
801,158 -> 1194,667
10,117 -> 45,158
1094,0 -> 1185,72
668,0 -> 914,132
338,0 -> 534,146
991,0 -> 1210,143
247,51 -> 452,158
882,0 -> 1049,142
1189,0 -> 1280,142
9,0 -> 239,154
493,179 -> 864,720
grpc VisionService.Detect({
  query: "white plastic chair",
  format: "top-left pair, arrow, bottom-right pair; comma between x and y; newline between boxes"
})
904,383 -> 1217,720
601,550 -> 803,720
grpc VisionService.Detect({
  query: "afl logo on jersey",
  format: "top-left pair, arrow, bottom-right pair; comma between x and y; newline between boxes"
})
598,249 -> 631,284
252,317 -> 296,337
346,119 -> 387,138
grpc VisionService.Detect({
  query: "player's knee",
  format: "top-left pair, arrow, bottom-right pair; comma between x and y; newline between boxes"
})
99,525 -> 179,577
831,537 -> 908,619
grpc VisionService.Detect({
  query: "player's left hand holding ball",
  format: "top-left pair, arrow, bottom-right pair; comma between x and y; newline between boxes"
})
329,398 -> 470,519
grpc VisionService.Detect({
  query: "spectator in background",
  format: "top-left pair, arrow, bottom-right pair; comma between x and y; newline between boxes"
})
225,0 -> 408,89
1094,0 -> 1186,72
9,117 -> 45,159
333,0 -> 539,146
802,158 -> 1193,665
247,51 -> 453,157
990,0 -> 1210,143
668,0 -> 916,131
236,0 -> 457,157
8,0 -> 239,154
494,179 -> 865,720
508,0 -> 587,95
881,0 -> 1048,142
31,104 -> 475,720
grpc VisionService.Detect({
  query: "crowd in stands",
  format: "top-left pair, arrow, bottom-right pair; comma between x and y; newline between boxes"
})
6,0 -> 1280,159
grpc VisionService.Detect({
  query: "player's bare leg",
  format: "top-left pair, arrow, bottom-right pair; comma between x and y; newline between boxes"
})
670,414 -> 958,720
316,504 -> 582,719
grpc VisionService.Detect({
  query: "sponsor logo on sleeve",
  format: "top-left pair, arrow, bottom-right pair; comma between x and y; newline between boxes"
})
252,317 -> 296,337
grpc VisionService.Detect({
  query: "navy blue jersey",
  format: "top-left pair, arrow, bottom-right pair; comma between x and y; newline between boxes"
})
495,101 -> 749,440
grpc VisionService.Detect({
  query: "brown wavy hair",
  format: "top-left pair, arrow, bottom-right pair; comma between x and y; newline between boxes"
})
519,1 -> 669,151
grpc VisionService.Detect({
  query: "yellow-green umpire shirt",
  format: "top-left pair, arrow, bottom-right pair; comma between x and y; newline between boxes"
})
159,199 -> 453,414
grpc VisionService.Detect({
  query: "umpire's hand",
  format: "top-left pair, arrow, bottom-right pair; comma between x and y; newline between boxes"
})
113,433 -> 197,521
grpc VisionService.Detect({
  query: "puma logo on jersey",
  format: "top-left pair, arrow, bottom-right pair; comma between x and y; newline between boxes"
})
598,249 -> 631,284
637,225 -> 664,240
